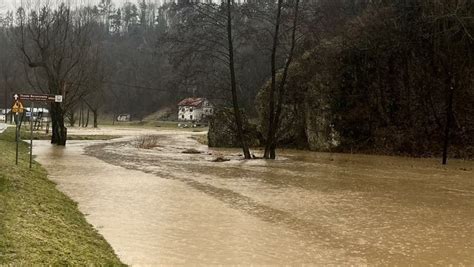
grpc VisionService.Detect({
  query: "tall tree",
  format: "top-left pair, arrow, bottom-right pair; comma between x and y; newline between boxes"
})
164,1 -> 253,158
264,0 -> 300,159
0,21 -> 19,123
226,0 -> 251,159
425,1 -> 474,164
123,2 -> 138,32
98,0 -> 113,31
14,3 -> 97,145
109,7 -> 122,34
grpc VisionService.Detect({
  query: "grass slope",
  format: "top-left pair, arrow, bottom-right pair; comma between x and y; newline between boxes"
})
0,128 -> 124,265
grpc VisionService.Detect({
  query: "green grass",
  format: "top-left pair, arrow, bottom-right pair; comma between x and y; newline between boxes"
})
0,128 -> 124,265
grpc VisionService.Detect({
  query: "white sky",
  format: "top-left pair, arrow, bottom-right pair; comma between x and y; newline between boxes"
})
1,0 -> 162,11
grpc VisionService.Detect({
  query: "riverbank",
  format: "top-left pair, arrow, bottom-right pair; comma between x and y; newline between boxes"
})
0,128 -> 123,265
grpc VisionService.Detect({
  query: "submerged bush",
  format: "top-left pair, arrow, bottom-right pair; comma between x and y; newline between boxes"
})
135,135 -> 161,149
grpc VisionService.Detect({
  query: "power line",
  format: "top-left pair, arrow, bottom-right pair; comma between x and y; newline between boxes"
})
102,80 -> 170,92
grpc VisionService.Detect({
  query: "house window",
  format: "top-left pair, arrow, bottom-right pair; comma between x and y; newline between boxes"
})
190,115 -> 193,120
182,115 -> 184,119
190,108 -> 193,112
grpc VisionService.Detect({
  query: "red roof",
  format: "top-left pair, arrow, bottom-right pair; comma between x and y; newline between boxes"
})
178,98 -> 205,107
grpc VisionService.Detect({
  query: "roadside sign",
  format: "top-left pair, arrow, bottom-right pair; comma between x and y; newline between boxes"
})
12,100 -> 24,114
13,92 -> 64,169
18,93 -> 64,103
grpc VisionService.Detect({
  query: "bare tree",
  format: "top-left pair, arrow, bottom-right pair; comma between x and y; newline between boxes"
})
84,49 -> 107,128
165,1 -> 252,158
226,0 -> 251,159
0,27 -> 13,122
424,1 -> 474,164
13,3 -> 97,145
264,0 -> 301,159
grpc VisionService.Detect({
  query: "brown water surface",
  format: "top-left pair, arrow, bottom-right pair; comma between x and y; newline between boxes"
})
33,128 -> 474,265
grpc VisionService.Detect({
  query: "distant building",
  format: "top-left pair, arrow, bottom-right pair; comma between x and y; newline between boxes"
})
117,114 -> 131,122
178,97 -> 214,122
0,109 -> 11,122
24,107 -> 50,122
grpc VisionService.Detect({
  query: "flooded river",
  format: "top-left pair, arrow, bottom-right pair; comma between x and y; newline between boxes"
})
34,128 -> 474,265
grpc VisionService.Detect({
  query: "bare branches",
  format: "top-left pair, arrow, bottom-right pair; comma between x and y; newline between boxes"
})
6,2 -> 102,144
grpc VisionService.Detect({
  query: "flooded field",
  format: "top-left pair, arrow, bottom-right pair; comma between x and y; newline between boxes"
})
34,128 -> 474,265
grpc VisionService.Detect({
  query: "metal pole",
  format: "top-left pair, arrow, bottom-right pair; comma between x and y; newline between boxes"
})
30,102 -> 34,169
15,114 -> 19,165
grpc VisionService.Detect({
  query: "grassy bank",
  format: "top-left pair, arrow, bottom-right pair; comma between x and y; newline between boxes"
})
0,128 -> 124,265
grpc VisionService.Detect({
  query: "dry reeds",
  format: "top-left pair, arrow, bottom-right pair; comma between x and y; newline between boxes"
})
135,135 -> 160,149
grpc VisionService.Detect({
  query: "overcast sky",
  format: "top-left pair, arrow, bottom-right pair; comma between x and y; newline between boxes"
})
1,0 -> 162,11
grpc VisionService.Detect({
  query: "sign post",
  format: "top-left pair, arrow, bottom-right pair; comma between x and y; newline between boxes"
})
29,101 -> 34,169
12,94 -> 24,165
13,93 -> 63,168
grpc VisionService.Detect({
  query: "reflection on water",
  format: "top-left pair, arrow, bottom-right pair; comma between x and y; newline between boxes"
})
34,131 -> 474,265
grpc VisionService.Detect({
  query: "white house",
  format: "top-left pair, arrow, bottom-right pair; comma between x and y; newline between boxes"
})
178,97 -> 214,122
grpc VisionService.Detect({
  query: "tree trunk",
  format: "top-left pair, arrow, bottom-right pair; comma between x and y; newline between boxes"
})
85,108 -> 90,128
79,101 -> 84,127
79,102 -> 83,127
93,110 -> 98,128
442,76 -> 455,165
50,102 -> 67,146
265,0 -> 299,159
271,0 -> 300,159
264,0 -> 283,159
68,110 -> 76,127
227,0 -> 251,159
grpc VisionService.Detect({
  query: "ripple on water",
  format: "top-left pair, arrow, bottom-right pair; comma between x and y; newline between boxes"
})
33,131 -> 474,265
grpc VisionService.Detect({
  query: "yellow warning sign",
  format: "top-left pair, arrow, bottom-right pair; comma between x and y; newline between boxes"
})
12,100 -> 24,113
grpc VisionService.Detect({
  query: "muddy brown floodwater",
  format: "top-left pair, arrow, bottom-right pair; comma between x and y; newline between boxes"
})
33,127 -> 474,265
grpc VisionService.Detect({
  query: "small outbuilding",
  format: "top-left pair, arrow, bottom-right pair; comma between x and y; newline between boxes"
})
177,97 -> 214,123
117,114 -> 131,122
0,109 -> 11,122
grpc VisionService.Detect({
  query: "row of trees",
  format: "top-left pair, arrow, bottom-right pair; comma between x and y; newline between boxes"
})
1,0 -> 472,163
257,0 -> 473,161
332,0 -> 473,163
0,1 -> 164,145
168,0 -> 472,161
1,0 -> 304,153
